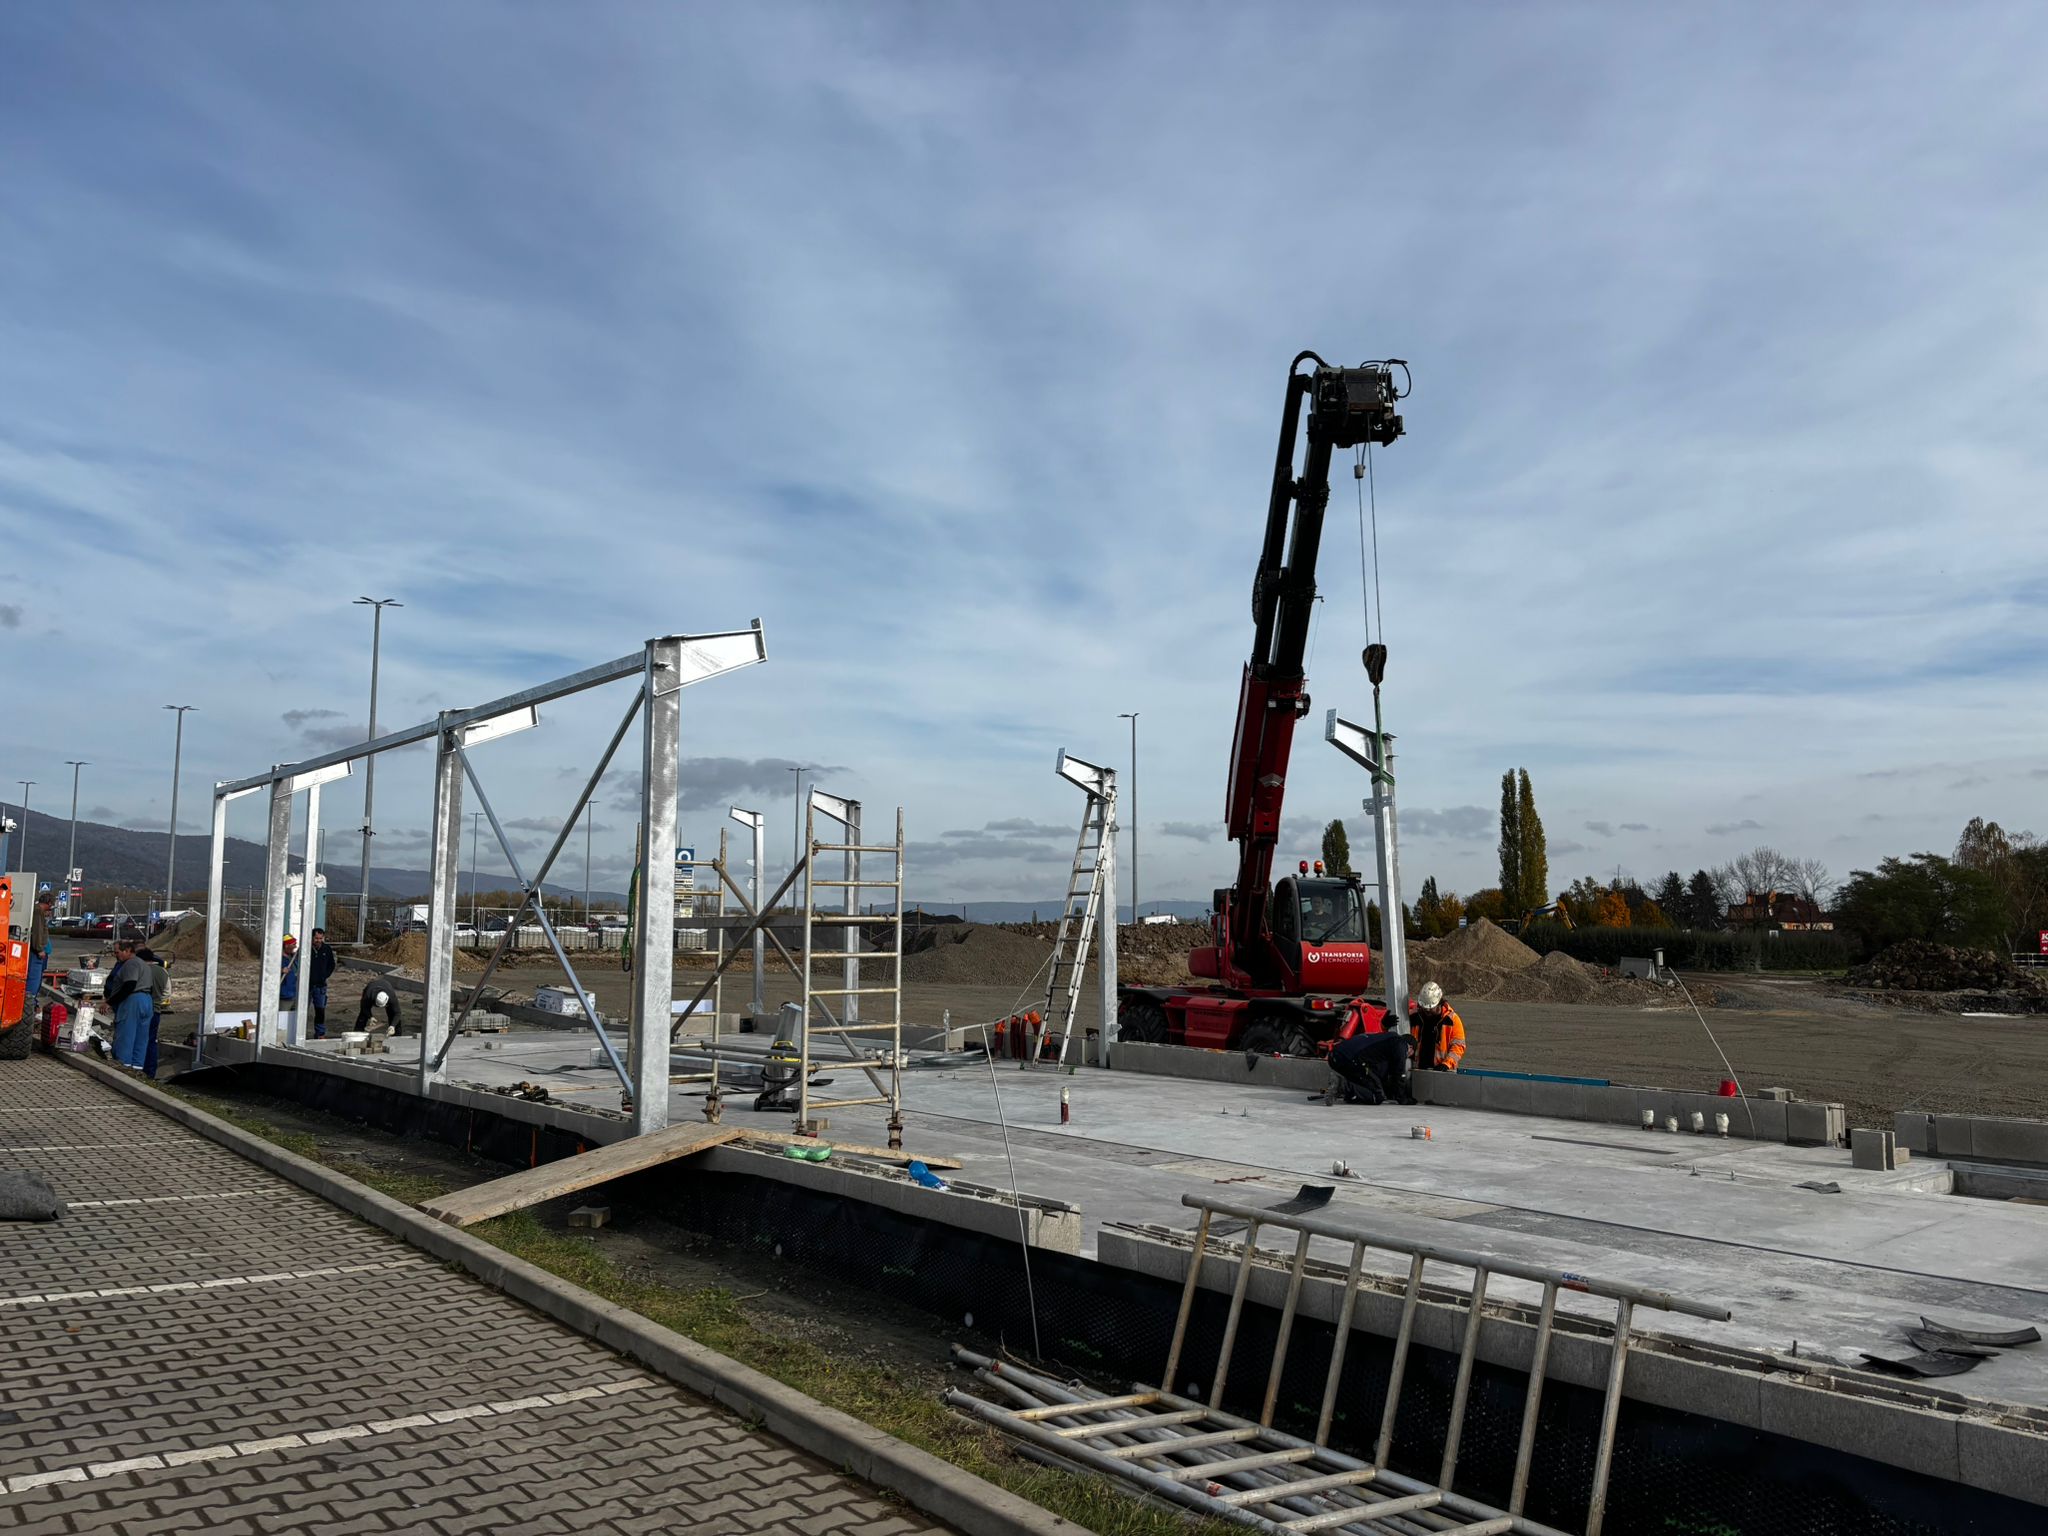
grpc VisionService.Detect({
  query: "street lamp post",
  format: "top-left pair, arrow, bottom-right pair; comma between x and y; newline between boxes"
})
353,596 -> 402,943
163,706 -> 195,919
1118,712 -> 1139,922
13,779 -> 34,872
584,802 -> 593,921
469,811 -> 483,933
64,761 -> 87,916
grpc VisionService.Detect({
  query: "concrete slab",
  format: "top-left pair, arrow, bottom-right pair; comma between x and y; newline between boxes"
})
216,1026 -> 2048,1423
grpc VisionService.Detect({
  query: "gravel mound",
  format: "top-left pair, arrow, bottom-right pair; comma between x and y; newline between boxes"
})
901,923 -> 1055,988
1846,941 -> 2043,994
149,911 -> 260,960
1429,918 -> 1541,970
366,932 -> 487,972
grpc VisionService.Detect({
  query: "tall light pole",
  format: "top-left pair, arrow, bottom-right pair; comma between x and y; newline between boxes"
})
583,802 -> 593,921
13,780 -> 34,871
787,764 -> 817,887
1118,712 -> 1139,922
353,596 -> 402,943
64,761 -> 87,916
162,707 -> 194,917
469,811 -> 483,932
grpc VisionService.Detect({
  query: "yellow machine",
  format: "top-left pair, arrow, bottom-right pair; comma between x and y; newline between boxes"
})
1518,900 -> 1575,931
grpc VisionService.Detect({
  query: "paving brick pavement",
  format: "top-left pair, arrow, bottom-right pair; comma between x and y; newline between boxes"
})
1,1055 -> 959,1535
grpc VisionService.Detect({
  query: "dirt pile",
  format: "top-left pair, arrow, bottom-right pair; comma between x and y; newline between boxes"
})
148,912 -> 260,961
900,923 -> 1057,989
1846,941 -> 2042,994
1428,917 -> 1542,970
364,932 -> 487,972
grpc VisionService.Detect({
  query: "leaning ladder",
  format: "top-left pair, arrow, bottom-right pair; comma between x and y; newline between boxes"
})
952,1190 -> 1730,1536
1031,786 -> 1112,1066
799,789 -> 906,1144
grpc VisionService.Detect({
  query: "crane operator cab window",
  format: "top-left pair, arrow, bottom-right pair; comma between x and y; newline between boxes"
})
1271,877 -> 1368,974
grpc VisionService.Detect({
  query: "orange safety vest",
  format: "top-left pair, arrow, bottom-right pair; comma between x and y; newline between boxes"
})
1411,1004 -> 1467,1070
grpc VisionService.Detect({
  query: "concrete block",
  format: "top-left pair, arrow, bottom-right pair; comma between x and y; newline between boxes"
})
1758,1373 -> 1959,1484
1786,1101 -> 1840,1146
1742,1097 -> 1789,1143
1894,1112 -> 1933,1153
1479,1075 -> 1537,1114
1590,1085 -> 1648,1126
1932,1115 -> 1976,1158
1967,1116 -> 2048,1166
1850,1129 -> 1896,1171
1625,1346 -> 1762,1430
568,1204 -> 610,1229
1957,1416 -> 2048,1508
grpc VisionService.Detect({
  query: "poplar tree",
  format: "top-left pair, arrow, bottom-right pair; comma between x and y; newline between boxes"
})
1518,769 -> 1549,911
1498,771 -> 1522,915
1321,819 -> 1353,877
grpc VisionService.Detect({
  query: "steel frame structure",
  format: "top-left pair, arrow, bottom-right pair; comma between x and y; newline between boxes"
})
1325,709 -> 1408,1029
197,627 -> 766,1136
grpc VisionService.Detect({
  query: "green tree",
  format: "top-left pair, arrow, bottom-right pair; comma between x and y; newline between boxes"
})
1321,819 -> 1354,877
1365,900 -> 1382,948
1685,869 -> 1722,930
1518,770 -> 1548,913
1955,817 -> 2048,952
1498,771 -> 1521,918
1415,877 -> 1466,938
1833,854 -> 2006,956
1653,871 -> 1687,924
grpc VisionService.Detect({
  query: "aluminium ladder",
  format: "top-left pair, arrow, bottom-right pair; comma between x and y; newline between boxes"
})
1027,750 -> 1117,1067
798,790 -> 906,1143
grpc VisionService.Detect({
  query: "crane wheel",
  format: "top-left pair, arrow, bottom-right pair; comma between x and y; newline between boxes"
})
1239,1019 -> 1312,1058
1118,999 -> 1169,1044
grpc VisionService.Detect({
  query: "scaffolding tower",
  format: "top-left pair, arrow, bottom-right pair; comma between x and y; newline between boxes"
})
799,789 -> 905,1142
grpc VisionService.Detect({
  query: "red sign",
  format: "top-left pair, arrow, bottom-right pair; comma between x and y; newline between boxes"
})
2039,929 -> 2048,955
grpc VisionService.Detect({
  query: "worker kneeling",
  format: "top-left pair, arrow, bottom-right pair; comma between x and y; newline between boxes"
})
1326,982 -> 1465,1106
355,983 -> 405,1037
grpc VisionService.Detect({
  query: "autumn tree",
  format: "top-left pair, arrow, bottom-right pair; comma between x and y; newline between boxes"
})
1321,819 -> 1353,877
1463,887 -> 1508,924
1517,770 -> 1548,912
1592,889 -> 1632,927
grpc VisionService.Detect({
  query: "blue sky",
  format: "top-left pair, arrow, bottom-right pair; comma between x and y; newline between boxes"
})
3,5 -> 2044,905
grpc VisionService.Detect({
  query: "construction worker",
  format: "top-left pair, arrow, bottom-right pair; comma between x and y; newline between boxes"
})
307,928 -> 337,1037
354,982 -> 404,1036
279,935 -> 300,1010
103,939 -> 152,1071
26,890 -> 53,1018
136,946 -> 170,1078
1323,1002 -> 1415,1106
1407,981 -> 1467,1072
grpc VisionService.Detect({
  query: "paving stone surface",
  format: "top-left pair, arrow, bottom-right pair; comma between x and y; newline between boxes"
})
0,1055 -> 957,1535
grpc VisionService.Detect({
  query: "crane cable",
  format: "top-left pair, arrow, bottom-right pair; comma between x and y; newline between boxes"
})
1355,443 -> 1385,648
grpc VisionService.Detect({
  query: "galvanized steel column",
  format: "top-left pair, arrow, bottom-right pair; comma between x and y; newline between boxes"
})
197,791 -> 229,1067
629,638 -> 682,1135
1097,774 -> 1119,1067
256,778 -> 294,1056
290,782 -> 322,1045
418,715 -> 465,1095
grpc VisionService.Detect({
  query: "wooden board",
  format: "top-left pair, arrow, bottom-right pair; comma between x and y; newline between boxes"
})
728,1127 -> 962,1170
420,1123 -> 741,1227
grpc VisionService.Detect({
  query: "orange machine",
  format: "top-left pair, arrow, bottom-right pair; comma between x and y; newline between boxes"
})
0,876 -> 26,1029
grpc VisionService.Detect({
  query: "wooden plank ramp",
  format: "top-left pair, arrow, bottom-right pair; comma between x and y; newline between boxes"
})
420,1123 -> 741,1227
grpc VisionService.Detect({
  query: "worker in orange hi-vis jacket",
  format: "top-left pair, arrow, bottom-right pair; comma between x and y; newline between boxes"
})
1407,981 -> 1467,1072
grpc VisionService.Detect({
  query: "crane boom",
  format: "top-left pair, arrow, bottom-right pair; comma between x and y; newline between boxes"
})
1218,353 -> 1405,975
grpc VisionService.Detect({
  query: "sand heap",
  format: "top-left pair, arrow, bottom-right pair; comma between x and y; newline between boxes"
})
900,923 -> 1057,988
364,931 -> 488,972
1428,918 -> 1541,969
1405,918 -> 1679,1005
148,911 -> 260,961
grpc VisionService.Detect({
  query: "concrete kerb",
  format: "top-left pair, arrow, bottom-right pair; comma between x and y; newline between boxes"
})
54,1051 -> 1079,1536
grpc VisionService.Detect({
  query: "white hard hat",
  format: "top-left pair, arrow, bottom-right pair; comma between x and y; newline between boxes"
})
1417,981 -> 1444,1010
374,990 -> 390,1008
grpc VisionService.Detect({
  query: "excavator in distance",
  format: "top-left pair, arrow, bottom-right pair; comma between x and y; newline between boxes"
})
1117,351 -> 1407,1057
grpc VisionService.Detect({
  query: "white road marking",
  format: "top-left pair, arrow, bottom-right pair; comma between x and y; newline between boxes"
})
0,1258 -> 425,1310
1,1141 -> 193,1153
2,1377 -> 667,1495
71,1190 -> 270,1210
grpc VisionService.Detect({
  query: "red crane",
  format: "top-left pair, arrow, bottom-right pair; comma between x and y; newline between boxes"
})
1118,351 -> 1407,1055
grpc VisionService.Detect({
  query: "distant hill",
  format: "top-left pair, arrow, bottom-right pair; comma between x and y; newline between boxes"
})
0,806 -> 616,903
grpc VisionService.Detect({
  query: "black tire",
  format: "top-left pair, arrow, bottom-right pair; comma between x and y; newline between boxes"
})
1118,998 -> 1170,1044
1239,1018 -> 1312,1057
0,1021 -> 31,1060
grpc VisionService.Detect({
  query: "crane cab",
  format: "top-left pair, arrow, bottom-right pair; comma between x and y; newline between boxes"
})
1270,874 -> 1373,995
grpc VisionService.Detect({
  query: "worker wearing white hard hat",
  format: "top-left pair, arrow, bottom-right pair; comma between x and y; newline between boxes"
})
1407,981 -> 1467,1072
